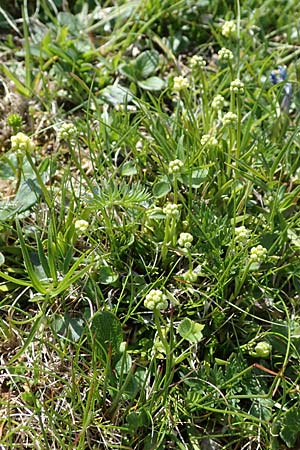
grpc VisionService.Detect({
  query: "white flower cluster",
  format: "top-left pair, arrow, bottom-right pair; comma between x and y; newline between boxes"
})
222,112 -> 238,125
200,133 -> 218,146
144,289 -> 168,311
74,219 -> 89,234
173,76 -> 189,92
218,47 -> 234,61
178,232 -> 193,249
190,55 -> 206,68
168,159 -> 184,174
230,79 -> 245,94
163,203 -> 180,219
235,225 -> 251,244
222,20 -> 236,37
11,132 -> 34,153
212,94 -> 225,110
58,123 -> 77,141
249,245 -> 267,263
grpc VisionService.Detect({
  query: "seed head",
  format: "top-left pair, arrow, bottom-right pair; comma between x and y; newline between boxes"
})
249,245 -> 267,263
190,55 -> 206,68
11,132 -> 34,153
212,94 -> 225,110
230,79 -> 244,94
223,112 -> 238,125
178,232 -> 193,249
163,203 -> 180,220
144,289 -> 168,311
58,123 -> 77,141
218,47 -> 234,61
222,20 -> 236,38
74,219 -> 89,234
173,76 -> 189,92
168,159 -> 184,174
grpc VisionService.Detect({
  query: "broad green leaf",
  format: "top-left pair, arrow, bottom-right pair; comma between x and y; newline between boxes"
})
115,352 -> 132,375
280,405 -> 300,448
91,311 -> 123,363
153,181 -> 171,198
135,50 -> 159,79
137,76 -> 165,91
270,319 -> 300,358
121,161 -> 138,176
52,314 -> 84,342
181,169 -> 209,188
100,84 -> 133,105
126,410 -> 148,430
249,398 -> 273,421
0,155 -> 48,221
119,63 -> 137,82
29,252 -> 48,281
178,318 -> 205,343
98,266 -> 119,284
0,64 -> 30,97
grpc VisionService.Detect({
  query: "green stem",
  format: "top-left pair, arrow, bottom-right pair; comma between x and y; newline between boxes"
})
236,94 -> 242,160
14,153 -> 23,195
234,260 -> 251,298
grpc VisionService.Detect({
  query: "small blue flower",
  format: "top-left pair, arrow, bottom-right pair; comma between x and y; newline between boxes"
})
270,66 -> 292,113
278,66 -> 287,80
270,66 -> 287,85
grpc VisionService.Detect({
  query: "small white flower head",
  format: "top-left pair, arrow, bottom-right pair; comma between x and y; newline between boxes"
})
200,133 -> 218,147
168,159 -> 184,174
223,111 -> 238,126
249,245 -> 267,263
178,232 -> 193,249
222,20 -> 236,38
235,225 -> 251,244
11,132 -> 34,153
74,219 -> 89,234
230,79 -> 245,94
144,289 -> 168,311
58,122 -> 77,141
190,55 -> 206,69
212,94 -> 225,110
218,47 -> 234,61
163,203 -> 180,220
173,75 -> 189,92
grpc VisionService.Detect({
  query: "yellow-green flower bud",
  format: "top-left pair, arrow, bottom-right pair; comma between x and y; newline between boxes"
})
168,159 -> 184,174
178,232 -> 193,249
11,132 -> 34,154
221,20 -> 236,38
74,219 -> 89,234
173,76 -> 189,92
250,341 -> 272,358
144,289 -> 168,311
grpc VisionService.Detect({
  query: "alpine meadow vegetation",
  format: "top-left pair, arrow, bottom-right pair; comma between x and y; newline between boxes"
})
1,1 -> 300,449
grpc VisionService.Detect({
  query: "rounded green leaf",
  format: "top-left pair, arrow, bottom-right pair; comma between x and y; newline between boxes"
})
135,50 -> 159,79
121,161 -> 138,176
137,76 -> 165,91
153,181 -> 171,198
178,318 -> 205,343
100,85 -> 133,105
91,311 -> 123,361
98,266 -> 119,284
